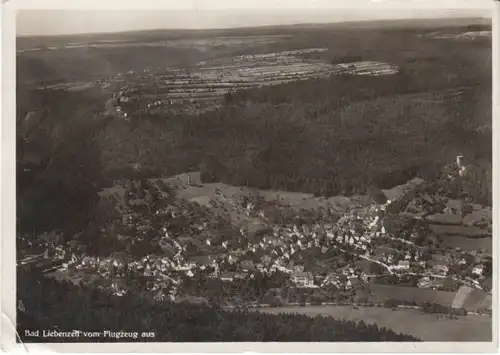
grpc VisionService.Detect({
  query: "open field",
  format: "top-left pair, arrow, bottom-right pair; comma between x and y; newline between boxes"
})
427,30 -> 492,40
429,224 -> 489,237
258,305 -> 492,341
99,172 -> 363,235
175,179 -> 371,213
109,48 -> 399,115
463,289 -> 492,311
440,236 -> 492,254
370,284 -> 492,313
451,285 -> 493,311
370,284 -> 457,305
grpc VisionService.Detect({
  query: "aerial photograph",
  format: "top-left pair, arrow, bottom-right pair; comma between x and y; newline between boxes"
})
15,1 -> 492,344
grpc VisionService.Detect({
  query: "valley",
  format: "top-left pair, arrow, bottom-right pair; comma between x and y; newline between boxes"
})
15,17 -> 492,342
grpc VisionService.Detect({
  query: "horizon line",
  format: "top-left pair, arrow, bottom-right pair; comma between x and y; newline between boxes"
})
16,13 -> 492,38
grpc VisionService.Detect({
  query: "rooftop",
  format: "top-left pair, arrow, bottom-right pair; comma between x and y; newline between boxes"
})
292,271 -> 313,278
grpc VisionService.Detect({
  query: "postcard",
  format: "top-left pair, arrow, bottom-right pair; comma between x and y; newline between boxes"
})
1,0 -> 498,352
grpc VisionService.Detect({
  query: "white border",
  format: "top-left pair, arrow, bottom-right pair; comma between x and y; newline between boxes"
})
1,0 -> 499,353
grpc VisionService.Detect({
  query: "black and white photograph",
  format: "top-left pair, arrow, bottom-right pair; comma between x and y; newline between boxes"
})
2,0 -> 497,350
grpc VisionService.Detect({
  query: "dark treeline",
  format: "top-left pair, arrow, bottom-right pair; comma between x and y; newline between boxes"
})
17,88 -> 109,235
17,270 -> 419,342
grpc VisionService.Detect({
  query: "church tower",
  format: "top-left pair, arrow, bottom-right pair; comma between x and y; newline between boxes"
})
213,262 -> 220,278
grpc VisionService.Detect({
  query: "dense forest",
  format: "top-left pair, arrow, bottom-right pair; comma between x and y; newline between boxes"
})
98,70 -> 491,202
16,87 -> 109,234
17,270 -> 419,342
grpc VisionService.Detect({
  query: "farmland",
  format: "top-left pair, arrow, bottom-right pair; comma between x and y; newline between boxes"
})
370,283 -> 491,314
258,305 -> 492,341
440,236 -> 492,254
462,289 -> 492,311
370,284 -> 457,306
111,49 -> 399,115
426,30 -> 492,40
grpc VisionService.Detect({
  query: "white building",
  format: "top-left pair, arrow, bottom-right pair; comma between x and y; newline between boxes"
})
291,271 -> 315,288
472,265 -> 484,276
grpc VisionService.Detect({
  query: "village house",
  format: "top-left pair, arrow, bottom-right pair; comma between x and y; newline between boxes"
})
293,264 -> 305,273
418,275 -> 431,288
360,272 -> 378,282
291,271 -> 315,288
392,260 -> 410,270
240,260 -> 255,271
429,261 -> 449,276
234,272 -> 247,280
321,273 -> 340,287
472,264 -> 484,277
220,272 -> 236,282
418,275 -> 446,289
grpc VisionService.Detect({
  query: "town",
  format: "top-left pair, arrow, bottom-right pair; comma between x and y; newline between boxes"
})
18,154 -> 492,316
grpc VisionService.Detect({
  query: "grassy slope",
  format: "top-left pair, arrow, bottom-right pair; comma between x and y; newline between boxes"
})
370,284 -> 456,305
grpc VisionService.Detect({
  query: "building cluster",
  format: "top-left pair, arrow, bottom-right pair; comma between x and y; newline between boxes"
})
20,157 -> 492,305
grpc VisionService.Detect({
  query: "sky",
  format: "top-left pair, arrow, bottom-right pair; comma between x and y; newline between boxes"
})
15,0 -> 494,36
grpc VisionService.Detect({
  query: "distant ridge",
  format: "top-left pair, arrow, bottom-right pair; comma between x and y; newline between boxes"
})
16,14 -> 491,40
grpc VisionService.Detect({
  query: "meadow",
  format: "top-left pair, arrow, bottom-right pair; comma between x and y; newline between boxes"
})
258,305 -> 492,341
441,236 -> 492,254
370,284 -> 457,305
